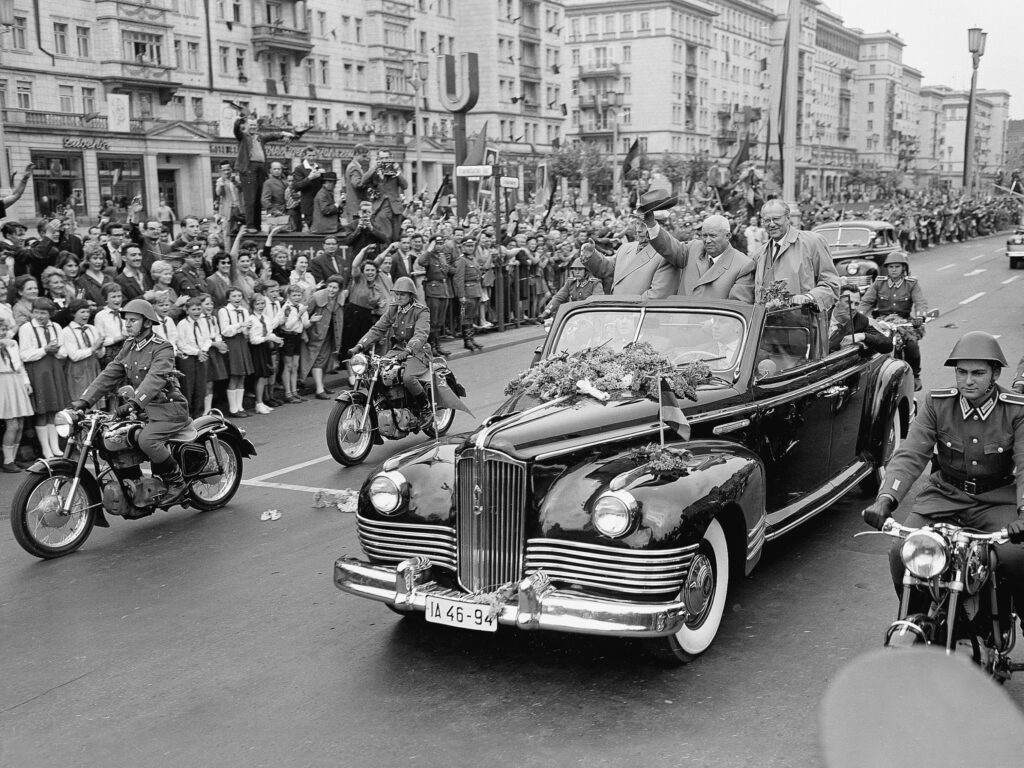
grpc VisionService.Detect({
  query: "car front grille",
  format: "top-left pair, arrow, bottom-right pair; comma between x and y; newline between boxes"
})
356,515 -> 457,571
455,450 -> 528,592
524,538 -> 698,596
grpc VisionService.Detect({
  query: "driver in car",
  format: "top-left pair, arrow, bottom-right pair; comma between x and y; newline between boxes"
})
69,299 -> 191,505
695,317 -> 742,370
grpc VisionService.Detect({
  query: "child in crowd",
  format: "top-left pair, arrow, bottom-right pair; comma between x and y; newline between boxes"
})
176,296 -> 210,418
61,299 -> 104,403
18,298 -> 69,458
0,318 -> 34,472
248,293 -> 283,415
218,286 -> 254,418
93,283 -> 126,363
278,283 -> 310,403
200,293 -> 228,414
151,291 -> 179,353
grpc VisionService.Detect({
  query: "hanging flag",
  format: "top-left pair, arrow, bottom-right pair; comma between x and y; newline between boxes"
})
728,132 -> 752,174
463,121 -> 489,166
621,139 -> 642,181
659,376 -> 690,441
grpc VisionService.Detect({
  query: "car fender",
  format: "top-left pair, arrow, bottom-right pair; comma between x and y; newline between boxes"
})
26,458 -> 109,528
865,357 -> 913,461
535,440 -> 767,576
359,437 -> 464,524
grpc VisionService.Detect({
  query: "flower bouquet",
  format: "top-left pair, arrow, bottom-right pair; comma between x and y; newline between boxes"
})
757,280 -> 794,310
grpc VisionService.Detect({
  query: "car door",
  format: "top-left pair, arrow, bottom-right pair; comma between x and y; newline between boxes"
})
820,348 -> 872,479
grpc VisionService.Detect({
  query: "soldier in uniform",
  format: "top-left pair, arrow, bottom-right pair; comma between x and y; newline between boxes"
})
863,332 -> 1024,621
541,258 -> 605,320
70,299 -> 192,505
857,250 -> 928,390
348,277 -> 432,412
452,236 -> 485,353
416,238 -> 455,356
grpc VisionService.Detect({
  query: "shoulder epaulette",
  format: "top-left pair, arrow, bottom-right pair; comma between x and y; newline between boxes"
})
930,387 -> 958,398
904,276 -> 918,282
873,276 -> 885,283
998,391 -> 1024,406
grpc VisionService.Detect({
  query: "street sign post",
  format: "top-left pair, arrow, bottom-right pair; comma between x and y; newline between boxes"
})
499,176 -> 520,189
455,165 -> 493,178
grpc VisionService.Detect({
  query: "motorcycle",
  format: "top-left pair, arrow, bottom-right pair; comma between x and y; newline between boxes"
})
326,350 -> 470,466
857,518 -> 1024,683
10,386 -> 256,559
874,307 -> 939,363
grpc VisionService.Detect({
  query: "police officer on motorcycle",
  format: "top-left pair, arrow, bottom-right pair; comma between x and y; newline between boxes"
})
347,276 -> 432,413
862,332 -> 1024,620
541,258 -> 605,319
69,299 -> 191,505
857,250 -> 928,390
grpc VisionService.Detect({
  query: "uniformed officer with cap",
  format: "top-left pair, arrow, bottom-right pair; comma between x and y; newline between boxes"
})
541,258 -> 604,319
857,250 -> 928,390
70,299 -> 192,505
863,331 -> 1024,618
348,277 -> 432,412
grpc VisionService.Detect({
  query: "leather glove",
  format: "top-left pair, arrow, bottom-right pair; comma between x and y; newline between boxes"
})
911,316 -> 924,328
1007,516 -> 1024,544
347,345 -> 362,356
69,399 -> 88,412
862,496 -> 895,530
114,401 -> 139,419
393,349 -> 410,362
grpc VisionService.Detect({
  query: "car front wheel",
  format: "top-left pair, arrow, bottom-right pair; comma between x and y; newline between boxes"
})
643,518 -> 729,665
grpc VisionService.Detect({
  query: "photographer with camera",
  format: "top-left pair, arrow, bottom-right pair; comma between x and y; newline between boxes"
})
368,149 -> 408,244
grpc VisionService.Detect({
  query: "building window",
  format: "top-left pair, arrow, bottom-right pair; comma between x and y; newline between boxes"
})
173,39 -> 183,68
187,41 -> 200,70
82,87 -> 96,113
867,120 -> 873,131
604,15 -> 615,34
0,81 -> 7,110
308,107 -> 317,126
317,11 -> 326,36
869,64 -> 876,75
58,85 -> 74,112
419,31 -> 427,54
304,58 -> 314,84
868,82 -> 875,95
11,16 -> 28,49
192,96 -> 204,118
53,23 -> 68,55
123,31 -> 164,64
16,81 -> 33,109
76,26 -> 91,58
322,107 -> 331,127
621,13 -> 632,32
219,46 -> 230,75
571,48 -> 579,66
622,76 -> 631,94
639,12 -> 650,31
236,48 -> 247,77
622,45 -> 631,63
354,18 -> 362,43
282,104 -> 291,123
231,0 -> 242,23
868,102 -> 874,113
319,58 -> 330,86
356,65 -> 365,90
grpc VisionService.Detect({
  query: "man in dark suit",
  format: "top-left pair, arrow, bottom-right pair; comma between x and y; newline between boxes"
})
310,234 -> 348,287
101,221 -> 129,271
367,149 -> 408,243
829,285 -> 893,355
648,212 -> 755,303
290,145 -> 324,230
115,244 -> 154,301
311,171 -> 341,234
342,200 -> 388,256
234,112 -> 295,232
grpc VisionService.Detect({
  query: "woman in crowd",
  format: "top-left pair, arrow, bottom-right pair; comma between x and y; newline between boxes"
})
301,274 -> 344,400
10,275 -> 39,328
289,253 -> 317,304
146,260 -> 186,321
341,245 -> 391,363
18,298 -> 69,458
277,283 -> 310,403
40,267 -> 76,326
77,245 -> 113,309
0,317 -> 33,472
57,251 -> 84,291
61,299 -> 104,401
205,252 -> 234,308
248,293 -> 282,414
267,245 -> 292,285
218,286 -> 254,418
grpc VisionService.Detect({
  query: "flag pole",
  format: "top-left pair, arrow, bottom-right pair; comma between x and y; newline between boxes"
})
657,374 -> 666,448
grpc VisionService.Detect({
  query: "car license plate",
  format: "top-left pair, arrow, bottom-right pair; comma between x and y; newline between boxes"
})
424,595 -> 498,632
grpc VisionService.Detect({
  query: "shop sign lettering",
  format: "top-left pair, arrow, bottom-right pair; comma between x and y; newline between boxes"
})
63,137 -> 112,151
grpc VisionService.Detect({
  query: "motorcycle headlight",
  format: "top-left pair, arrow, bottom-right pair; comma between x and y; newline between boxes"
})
900,530 -> 949,579
368,471 -> 406,515
592,490 -> 638,538
54,409 -> 75,439
349,353 -> 368,376
846,263 -> 860,276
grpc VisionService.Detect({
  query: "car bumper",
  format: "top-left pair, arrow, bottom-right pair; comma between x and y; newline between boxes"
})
334,555 -> 688,637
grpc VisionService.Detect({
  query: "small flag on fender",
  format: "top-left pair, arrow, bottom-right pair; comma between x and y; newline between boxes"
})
659,376 -> 690,441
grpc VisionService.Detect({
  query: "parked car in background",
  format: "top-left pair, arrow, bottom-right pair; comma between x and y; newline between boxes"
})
813,220 -> 901,291
1006,227 -> 1024,269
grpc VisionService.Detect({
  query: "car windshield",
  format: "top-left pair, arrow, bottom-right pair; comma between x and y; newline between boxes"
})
815,227 -> 874,247
551,308 -> 745,372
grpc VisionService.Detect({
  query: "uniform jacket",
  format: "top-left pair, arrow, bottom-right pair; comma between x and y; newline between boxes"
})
580,239 -> 680,299
82,333 -> 187,417
417,250 -> 455,299
452,256 -> 484,300
544,275 -> 604,315
857,276 -> 928,319
357,301 -> 430,357
753,228 -> 840,312
649,226 -> 755,302
172,264 -> 207,298
880,385 -> 1024,513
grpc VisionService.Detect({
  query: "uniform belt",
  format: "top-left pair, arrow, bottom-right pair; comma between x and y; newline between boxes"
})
939,472 -> 1014,495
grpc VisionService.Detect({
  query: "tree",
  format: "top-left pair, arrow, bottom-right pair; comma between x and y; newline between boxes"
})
549,143 -> 583,182
658,152 -> 689,193
578,142 -> 611,188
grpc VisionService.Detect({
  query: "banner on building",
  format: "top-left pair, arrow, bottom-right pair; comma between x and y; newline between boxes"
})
107,94 -> 131,133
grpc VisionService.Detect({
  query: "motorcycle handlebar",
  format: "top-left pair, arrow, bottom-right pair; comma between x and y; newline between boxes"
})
880,517 -> 1009,545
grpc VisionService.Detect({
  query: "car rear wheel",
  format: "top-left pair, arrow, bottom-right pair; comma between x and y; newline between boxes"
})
643,518 -> 729,665
860,406 -> 901,494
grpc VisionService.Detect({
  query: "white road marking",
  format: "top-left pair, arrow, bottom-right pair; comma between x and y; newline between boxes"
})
1002,275 -> 1022,285
963,269 -> 986,276
247,454 -> 335,482
242,479 -> 340,494
936,264 -> 955,271
969,254 -> 986,261
959,292 -> 985,305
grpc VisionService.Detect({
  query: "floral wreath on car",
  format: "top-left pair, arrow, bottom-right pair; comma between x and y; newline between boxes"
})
877,313 -> 924,343
756,280 -> 795,310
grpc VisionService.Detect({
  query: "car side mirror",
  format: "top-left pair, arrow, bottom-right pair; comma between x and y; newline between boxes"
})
756,359 -> 778,380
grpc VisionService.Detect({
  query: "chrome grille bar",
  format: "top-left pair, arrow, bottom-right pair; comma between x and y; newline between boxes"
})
357,515 -> 456,570
456,450 -> 528,591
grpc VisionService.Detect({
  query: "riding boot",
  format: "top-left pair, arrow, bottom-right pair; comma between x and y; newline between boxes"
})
462,326 -> 475,351
430,334 -> 451,357
468,326 -> 484,351
154,458 -> 188,506
409,391 -> 429,415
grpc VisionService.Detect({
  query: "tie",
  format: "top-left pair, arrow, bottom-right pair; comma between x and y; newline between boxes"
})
0,345 -> 11,369
79,327 -> 91,347
194,320 -> 200,345
235,309 -> 244,322
331,257 -> 339,274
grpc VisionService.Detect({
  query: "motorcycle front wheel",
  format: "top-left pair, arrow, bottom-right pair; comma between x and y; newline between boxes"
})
188,437 -> 243,511
421,406 -> 455,438
327,401 -> 373,466
11,470 -> 98,559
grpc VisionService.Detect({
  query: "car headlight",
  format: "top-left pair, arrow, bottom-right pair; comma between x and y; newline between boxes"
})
349,353 -> 368,376
368,471 -> 406,515
900,530 -> 948,579
592,490 -> 638,538
846,264 -> 860,275
54,409 -> 75,439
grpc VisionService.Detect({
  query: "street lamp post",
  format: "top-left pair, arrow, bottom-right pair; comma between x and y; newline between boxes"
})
404,60 -> 429,194
599,91 -> 623,201
962,27 -> 987,196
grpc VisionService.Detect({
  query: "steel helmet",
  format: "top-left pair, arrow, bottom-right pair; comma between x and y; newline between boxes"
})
120,298 -> 160,324
943,331 -> 1008,367
569,258 -> 585,270
883,250 -> 910,267
393,276 -> 417,295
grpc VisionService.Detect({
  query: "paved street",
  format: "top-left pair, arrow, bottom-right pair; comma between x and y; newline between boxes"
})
2,233 -> 1023,768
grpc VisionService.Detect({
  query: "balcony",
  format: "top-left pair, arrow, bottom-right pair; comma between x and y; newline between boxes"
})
685,94 -> 697,107
716,103 -> 733,118
368,90 -> 415,116
577,126 -> 614,139
579,94 -> 598,110
251,23 -> 313,63
519,63 -> 541,81
520,23 -> 540,42
577,63 -> 621,80
1,109 -> 220,135
716,129 -> 738,143
98,59 -> 181,104
686,63 -> 698,77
